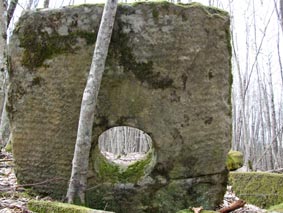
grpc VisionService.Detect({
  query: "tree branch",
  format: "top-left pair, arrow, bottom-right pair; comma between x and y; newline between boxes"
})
218,200 -> 246,213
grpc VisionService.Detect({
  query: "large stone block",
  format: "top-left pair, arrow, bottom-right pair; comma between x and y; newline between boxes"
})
8,2 -> 231,212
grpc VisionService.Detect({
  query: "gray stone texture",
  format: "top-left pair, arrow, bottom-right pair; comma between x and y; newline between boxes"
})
8,2 -> 231,212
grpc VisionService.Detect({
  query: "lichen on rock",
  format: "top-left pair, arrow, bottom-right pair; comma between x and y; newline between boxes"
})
28,200 -> 114,213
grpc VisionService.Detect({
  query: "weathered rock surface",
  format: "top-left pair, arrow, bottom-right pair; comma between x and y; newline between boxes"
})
8,2 -> 231,212
28,200 -> 114,213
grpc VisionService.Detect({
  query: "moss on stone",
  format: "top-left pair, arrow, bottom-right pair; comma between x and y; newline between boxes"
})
131,1 -> 170,8
75,31 -> 97,45
109,22 -> 174,89
152,7 -> 159,19
226,150 -> 243,171
268,203 -> 283,212
18,27 -> 70,69
229,172 -> 283,208
94,147 -> 155,183
175,2 -> 228,18
28,200 -> 109,213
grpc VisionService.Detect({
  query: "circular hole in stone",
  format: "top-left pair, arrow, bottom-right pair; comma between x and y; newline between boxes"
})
98,126 -> 152,166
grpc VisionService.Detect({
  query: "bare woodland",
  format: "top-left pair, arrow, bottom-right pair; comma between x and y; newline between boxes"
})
0,0 -> 283,183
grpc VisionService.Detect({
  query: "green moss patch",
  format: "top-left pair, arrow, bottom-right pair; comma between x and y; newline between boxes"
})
268,203 -> 283,212
131,1 -> 171,8
226,150 -> 243,171
15,10 -> 98,69
28,200 -> 114,213
5,141 -> 12,153
18,30 -> 96,69
94,147 -> 156,183
229,172 -> 283,208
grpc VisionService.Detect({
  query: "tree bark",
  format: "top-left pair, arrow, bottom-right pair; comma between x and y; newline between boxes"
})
66,0 -> 118,204
0,0 -> 7,73
268,62 -> 279,168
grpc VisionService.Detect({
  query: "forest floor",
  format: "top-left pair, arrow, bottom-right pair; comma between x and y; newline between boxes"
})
0,149 -> 267,213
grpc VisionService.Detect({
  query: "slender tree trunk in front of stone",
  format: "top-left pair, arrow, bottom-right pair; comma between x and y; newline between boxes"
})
280,0 -> 283,30
0,0 -> 7,74
66,0 -> 118,204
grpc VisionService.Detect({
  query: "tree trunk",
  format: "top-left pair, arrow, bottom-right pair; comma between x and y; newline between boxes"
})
0,0 -> 18,146
7,0 -> 18,28
66,0 -> 118,204
26,0 -> 33,10
43,0 -> 49,8
268,61 -> 279,168
0,0 -> 17,148
0,0 -> 7,148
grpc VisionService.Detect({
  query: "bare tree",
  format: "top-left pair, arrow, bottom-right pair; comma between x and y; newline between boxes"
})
66,0 -> 118,204
228,0 -> 283,171
26,0 -> 40,10
43,0 -> 49,8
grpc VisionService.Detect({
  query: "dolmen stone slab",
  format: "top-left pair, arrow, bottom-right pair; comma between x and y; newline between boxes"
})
8,2 -> 231,212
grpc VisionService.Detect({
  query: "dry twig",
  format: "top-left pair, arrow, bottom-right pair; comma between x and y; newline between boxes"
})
218,199 -> 246,213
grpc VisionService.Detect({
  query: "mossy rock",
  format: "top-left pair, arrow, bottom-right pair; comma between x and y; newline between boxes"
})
5,141 -> 12,153
176,209 -> 218,213
226,150 -> 243,171
268,203 -> 283,212
28,200 -> 114,213
229,172 -> 283,208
